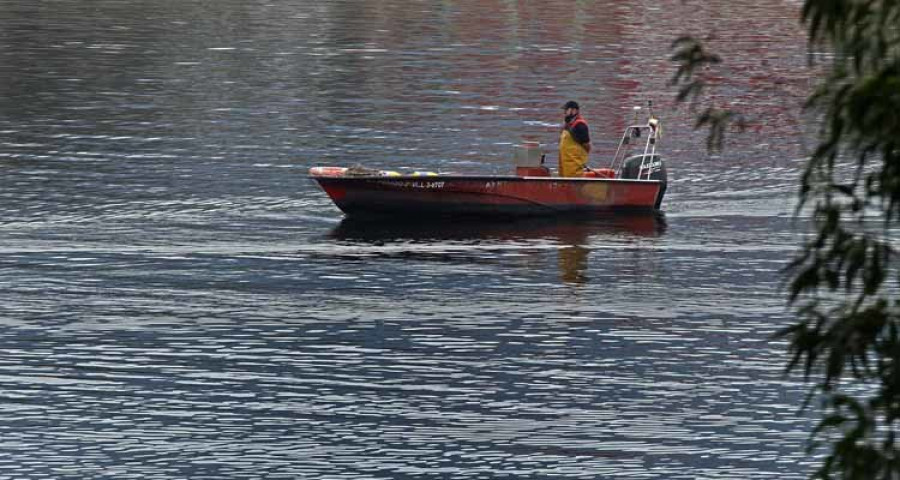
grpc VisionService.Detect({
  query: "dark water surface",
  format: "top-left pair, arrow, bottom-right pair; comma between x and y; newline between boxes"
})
0,1 -> 818,478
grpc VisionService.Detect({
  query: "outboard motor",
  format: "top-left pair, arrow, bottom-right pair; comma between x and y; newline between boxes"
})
609,102 -> 669,210
621,154 -> 668,209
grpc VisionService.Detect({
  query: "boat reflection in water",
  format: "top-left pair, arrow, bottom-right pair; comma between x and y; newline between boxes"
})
329,212 -> 667,285
330,212 -> 666,242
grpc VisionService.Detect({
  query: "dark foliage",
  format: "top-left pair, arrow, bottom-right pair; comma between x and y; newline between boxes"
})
672,1 -> 900,478
669,36 -> 747,151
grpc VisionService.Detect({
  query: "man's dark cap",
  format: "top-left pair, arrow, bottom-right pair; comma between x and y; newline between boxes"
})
562,100 -> 580,110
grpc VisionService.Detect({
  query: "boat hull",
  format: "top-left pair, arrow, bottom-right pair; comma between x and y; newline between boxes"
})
311,172 -> 666,218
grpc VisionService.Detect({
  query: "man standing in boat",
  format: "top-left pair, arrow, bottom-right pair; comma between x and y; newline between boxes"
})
559,100 -> 592,177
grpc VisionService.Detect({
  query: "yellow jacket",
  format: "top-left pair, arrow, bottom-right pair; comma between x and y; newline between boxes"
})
558,117 -> 589,177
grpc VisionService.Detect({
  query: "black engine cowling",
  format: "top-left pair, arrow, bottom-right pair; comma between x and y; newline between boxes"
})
620,154 -> 668,210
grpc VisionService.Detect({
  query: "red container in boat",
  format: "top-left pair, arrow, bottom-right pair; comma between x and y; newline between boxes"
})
584,168 -> 616,178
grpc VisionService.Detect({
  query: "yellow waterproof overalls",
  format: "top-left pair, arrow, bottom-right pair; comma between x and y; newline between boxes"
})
558,116 -> 589,177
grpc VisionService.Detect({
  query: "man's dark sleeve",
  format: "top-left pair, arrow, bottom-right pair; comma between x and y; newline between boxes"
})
571,123 -> 590,145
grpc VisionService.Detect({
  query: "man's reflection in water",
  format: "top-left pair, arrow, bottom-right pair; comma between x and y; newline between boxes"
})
552,219 -> 592,285
559,244 -> 590,284
553,213 -> 666,286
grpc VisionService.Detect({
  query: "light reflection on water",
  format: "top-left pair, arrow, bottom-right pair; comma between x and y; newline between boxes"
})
0,0 -> 816,478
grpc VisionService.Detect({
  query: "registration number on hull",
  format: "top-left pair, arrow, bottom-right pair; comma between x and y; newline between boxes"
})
381,181 -> 446,189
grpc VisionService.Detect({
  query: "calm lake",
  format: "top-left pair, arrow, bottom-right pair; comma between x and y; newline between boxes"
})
0,1 -> 818,478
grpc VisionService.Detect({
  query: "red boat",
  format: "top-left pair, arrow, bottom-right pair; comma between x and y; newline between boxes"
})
310,114 -> 667,218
